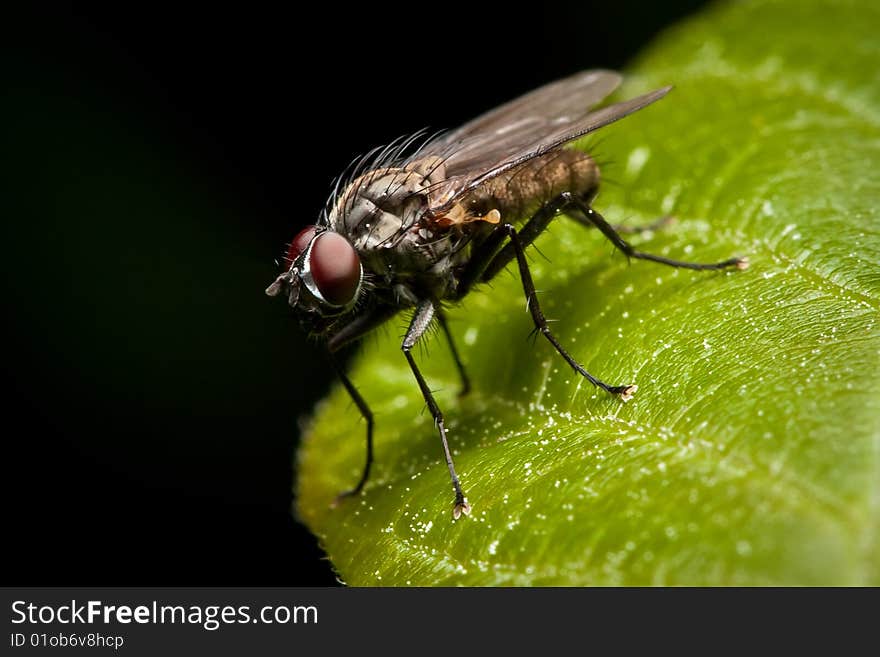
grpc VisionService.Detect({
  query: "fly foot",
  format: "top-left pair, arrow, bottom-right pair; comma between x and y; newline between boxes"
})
331,488 -> 360,508
452,495 -> 471,520
608,384 -> 637,402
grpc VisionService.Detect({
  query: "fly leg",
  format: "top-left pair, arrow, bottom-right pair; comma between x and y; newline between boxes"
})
613,214 -> 675,235
454,193 -> 568,298
329,355 -> 374,504
436,307 -> 471,396
403,299 -> 470,519
566,193 -> 748,270
451,192 -> 745,402
325,303 -> 402,505
453,197 -> 634,398
488,223 -> 637,400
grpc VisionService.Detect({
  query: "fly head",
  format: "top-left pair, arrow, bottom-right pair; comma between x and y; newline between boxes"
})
265,225 -> 364,336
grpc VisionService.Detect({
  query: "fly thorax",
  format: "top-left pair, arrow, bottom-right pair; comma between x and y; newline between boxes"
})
329,167 -> 426,249
328,157 -> 455,274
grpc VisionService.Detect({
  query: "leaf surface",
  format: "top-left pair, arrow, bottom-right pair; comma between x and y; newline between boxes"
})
297,0 -> 880,585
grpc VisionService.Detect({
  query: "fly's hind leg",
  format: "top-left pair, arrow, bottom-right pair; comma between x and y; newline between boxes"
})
613,214 -> 676,235
565,193 -> 748,271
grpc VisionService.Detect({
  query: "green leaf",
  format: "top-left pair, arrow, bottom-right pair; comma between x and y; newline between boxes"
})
296,0 -> 880,585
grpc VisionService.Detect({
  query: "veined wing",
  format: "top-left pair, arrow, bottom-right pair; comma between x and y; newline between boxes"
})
414,70 -> 670,210
425,69 -> 622,153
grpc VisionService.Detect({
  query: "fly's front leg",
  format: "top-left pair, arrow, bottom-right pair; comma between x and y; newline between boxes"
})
325,303 -> 399,505
329,354 -> 374,504
403,299 -> 470,519
566,194 -> 749,271
490,222 -> 638,400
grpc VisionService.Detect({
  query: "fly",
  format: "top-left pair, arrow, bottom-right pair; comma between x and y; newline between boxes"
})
266,70 -> 748,520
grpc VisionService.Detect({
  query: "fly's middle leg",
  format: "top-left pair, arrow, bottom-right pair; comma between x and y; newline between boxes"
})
487,222 -> 637,400
436,307 -> 470,396
403,299 -> 470,520
454,193 -> 569,299
453,195 -> 636,398
458,191 -> 746,401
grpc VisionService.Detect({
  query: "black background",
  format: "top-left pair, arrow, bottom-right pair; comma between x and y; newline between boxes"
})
3,1 -> 706,585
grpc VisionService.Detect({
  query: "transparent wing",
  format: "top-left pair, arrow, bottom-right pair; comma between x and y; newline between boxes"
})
425,69 -> 622,153
415,70 -> 671,208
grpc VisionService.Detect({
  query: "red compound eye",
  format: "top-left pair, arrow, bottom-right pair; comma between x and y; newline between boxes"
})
308,232 -> 362,307
284,225 -> 319,269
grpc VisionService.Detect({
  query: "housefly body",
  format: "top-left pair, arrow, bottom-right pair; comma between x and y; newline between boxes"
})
266,70 -> 747,520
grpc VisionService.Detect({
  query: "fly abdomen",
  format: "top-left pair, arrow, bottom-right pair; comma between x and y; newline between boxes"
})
464,149 -> 600,223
